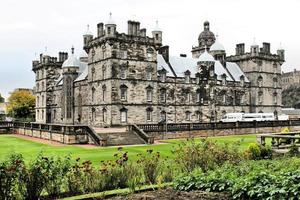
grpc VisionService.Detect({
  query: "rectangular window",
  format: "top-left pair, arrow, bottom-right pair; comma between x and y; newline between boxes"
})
147,90 -> 152,102
147,71 -> 152,80
160,90 -> 166,103
161,74 -> 166,82
121,89 -> 127,100
185,75 -> 190,84
120,68 -> 126,79
185,112 -> 191,121
121,111 -> 127,122
196,92 -> 200,103
146,111 -> 152,122
186,93 -> 191,103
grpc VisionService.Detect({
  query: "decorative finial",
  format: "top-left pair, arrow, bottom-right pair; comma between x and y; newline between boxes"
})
253,37 -> 257,45
87,24 -> 90,31
71,46 -> 74,55
109,12 -> 112,19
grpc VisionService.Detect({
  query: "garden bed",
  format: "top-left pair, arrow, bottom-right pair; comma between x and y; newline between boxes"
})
105,188 -> 230,200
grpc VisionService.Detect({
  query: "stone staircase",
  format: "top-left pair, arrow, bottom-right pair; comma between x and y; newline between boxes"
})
93,127 -> 146,146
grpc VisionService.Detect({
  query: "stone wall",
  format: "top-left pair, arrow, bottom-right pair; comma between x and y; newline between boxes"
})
13,128 -> 90,144
148,125 -> 300,140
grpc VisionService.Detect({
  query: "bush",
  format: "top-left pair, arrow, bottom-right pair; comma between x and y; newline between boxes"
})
244,143 -> 272,160
137,150 -> 161,184
0,154 -> 25,200
18,154 -> 54,200
172,139 -> 243,172
45,156 -> 71,197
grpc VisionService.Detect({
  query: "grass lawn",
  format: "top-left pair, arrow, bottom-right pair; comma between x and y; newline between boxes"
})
0,134 -> 259,165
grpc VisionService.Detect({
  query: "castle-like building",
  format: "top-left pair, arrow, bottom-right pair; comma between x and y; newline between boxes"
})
32,15 -> 285,126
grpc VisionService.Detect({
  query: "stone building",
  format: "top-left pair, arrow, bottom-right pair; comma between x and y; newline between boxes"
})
32,16 -> 285,126
282,69 -> 300,90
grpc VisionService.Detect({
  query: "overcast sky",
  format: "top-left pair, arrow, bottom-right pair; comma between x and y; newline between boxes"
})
0,0 -> 299,99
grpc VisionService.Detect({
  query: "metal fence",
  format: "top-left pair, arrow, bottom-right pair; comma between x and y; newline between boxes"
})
137,120 -> 297,133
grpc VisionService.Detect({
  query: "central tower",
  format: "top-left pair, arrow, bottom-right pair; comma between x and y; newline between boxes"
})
192,21 -> 216,58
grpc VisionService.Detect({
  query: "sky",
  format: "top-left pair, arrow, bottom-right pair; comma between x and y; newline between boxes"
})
0,0 -> 299,99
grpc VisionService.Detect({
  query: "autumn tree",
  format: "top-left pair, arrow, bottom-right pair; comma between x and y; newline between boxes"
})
7,90 -> 35,120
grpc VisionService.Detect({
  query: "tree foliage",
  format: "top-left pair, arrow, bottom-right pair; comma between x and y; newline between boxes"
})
7,90 -> 35,119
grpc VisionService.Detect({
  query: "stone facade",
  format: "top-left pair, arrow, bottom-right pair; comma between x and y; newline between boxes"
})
32,16 -> 285,127
282,69 -> 300,90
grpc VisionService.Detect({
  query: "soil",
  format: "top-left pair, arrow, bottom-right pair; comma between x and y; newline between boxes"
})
104,188 -> 230,200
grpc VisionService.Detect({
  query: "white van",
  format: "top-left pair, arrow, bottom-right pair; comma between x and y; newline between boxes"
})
221,113 -> 275,122
220,113 -> 244,122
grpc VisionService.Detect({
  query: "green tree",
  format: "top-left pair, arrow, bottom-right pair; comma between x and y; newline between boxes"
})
7,90 -> 35,120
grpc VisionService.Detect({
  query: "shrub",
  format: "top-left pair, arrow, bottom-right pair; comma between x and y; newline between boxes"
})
66,158 -> 85,195
18,154 -> 53,200
137,150 -> 161,184
244,143 -> 261,160
0,154 -> 25,200
100,151 -> 141,190
173,139 -> 242,172
45,155 -> 71,197
288,144 -> 300,157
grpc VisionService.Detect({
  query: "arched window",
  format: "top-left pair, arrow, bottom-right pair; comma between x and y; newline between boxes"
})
160,111 -> 166,121
92,87 -> 95,102
273,77 -> 278,88
146,86 -> 153,102
160,88 -> 166,103
196,111 -> 202,122
37,96 -> 39,107
78,94 -> 82,118
258,76 -> 263,87
185,111 -> 191,121
91,107 -> 96,122
66,77 -> 72,119
102,108 -> 107,122
184,70 -> 191,84
273,92 -> 278,104
146,67 -> 152,80
120,107 -> 128,123
146,107 -> 153,122
91,67 -> 95,81
102,85 -> 106,101
120,84 -> 128,101
120,65 -> 126,79
42,95 -> 44,106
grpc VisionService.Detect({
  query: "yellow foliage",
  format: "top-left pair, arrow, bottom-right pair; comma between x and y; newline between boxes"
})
7,90 -> 35,118
281,127 -> 290,134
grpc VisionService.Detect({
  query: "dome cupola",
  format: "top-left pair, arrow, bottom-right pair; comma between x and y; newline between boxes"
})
198,21 -> 216,49
62,47 -> 80,68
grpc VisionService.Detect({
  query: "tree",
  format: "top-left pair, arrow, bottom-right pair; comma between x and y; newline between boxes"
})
7,90 -> 35,120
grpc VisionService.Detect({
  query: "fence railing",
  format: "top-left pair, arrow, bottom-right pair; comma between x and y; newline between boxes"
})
137,120 -> 297,133
130,124 -> 154,144
0,121 -> 103,146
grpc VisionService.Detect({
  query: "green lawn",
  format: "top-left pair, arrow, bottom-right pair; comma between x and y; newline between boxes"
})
0,134 -> 258,165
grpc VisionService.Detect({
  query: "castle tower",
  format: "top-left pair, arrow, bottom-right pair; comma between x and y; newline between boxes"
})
32,49 -> 63,123
209,35 -> 226,66
105,13 -> 117,37
83,25 -> 93,47
227,42 -> 284,116
152,21 -> 163,48
197,49 -> 217,122
61,47 -> 80,124
192,21 -> 216,58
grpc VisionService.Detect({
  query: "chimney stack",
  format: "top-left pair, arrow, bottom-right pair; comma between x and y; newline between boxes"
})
158,45 -> 169,62
97,23 -> 104,37
262,42 -> 270,54
140,28 -> 146,37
